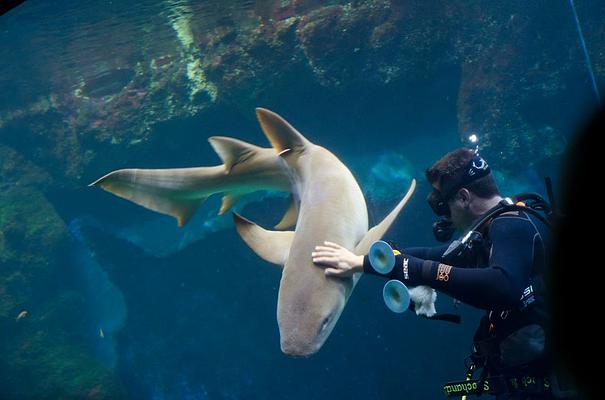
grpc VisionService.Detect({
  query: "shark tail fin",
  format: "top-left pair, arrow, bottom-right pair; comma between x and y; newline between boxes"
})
89,168 -> 208,227
256,108 -> 309,154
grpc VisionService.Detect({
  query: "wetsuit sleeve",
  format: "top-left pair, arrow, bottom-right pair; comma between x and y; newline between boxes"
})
404,245 -> 449,262
363,216 -> 537,310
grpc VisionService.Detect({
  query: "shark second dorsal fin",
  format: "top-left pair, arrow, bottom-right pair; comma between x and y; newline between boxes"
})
232,212 -> 294,266
208,136 -> 262,172
354,179 -> 416,255
256,108 -> 310,154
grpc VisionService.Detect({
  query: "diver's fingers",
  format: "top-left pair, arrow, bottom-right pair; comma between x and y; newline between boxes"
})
312,260 -> 330,268
314,246 -> 339,253
323,241 -> 343,249
312,256 -> 339,266
311,251 -> 338,258
324,268 -> 345,276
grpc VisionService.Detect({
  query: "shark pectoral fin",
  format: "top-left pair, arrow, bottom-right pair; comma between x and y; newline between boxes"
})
219,193 -> 242,215
274,195 -> 299,230
232,212 -> 294,266
353,179 -> 417,255
208,136 -> 263,172
256,108 -> 310,153
89,169 -> 206,227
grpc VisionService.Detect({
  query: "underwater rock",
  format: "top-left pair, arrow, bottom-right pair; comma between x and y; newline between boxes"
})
1,0 -> 601,182
1,290 -> 125,399
452,1 -> 585,174
81,68 -> 136,98
0,151 -> 124,398
0,145 -> 51,190
0,187 -> 67,270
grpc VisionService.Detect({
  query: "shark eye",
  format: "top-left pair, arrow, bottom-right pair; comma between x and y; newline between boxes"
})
320,315 -> 331,333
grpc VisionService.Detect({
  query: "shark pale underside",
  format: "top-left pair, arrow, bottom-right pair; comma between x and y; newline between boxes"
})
90,108 -> 436,356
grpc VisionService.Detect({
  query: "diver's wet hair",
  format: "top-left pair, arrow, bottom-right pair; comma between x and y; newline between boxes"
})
426,148 -> 499,199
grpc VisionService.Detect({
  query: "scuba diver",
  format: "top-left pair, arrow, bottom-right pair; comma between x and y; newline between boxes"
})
312,148 -> 576,399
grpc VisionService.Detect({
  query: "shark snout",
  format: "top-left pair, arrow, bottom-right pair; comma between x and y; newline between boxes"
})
279,312 -> 336,357
280,339 -> 317,357
280,338 -> 323,357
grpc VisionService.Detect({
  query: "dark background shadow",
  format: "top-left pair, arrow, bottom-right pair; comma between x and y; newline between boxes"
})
551,105 -> 602,400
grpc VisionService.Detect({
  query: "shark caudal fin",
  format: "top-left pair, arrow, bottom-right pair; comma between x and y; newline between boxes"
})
354,179 -> 416,255
232,212 -> 294,266
256,108 -> 310,154
89,169 -> 208,227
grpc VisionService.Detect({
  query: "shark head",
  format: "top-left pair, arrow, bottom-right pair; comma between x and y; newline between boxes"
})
276,264 -> 351,356
232,209 -> 348,356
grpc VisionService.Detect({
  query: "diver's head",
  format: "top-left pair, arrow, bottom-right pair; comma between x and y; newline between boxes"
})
426,148 -> 501,234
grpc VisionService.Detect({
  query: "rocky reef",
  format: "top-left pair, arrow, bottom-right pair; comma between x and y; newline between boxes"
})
0,0 -> 603,397
0,146 -> 124,398
2,0 -> 602,180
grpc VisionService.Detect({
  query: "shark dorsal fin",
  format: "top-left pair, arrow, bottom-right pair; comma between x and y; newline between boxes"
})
256,108 -> 309,154
208,136 -> 262,172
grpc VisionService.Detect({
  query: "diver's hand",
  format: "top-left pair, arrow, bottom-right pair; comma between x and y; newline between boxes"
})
312,241 -> 364,278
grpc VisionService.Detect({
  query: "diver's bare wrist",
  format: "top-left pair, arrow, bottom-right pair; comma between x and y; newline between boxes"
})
355,255 -> 364,272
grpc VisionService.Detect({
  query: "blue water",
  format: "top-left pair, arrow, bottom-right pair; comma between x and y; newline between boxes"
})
568,0 -> 601,105
67,218 -> 127,368
1,0 -> 602,399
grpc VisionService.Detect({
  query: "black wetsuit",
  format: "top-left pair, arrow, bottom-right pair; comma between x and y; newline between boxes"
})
363,210 -> 561,399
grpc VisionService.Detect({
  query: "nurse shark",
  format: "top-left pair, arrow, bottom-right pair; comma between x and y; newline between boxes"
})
90,108 -> 435,356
